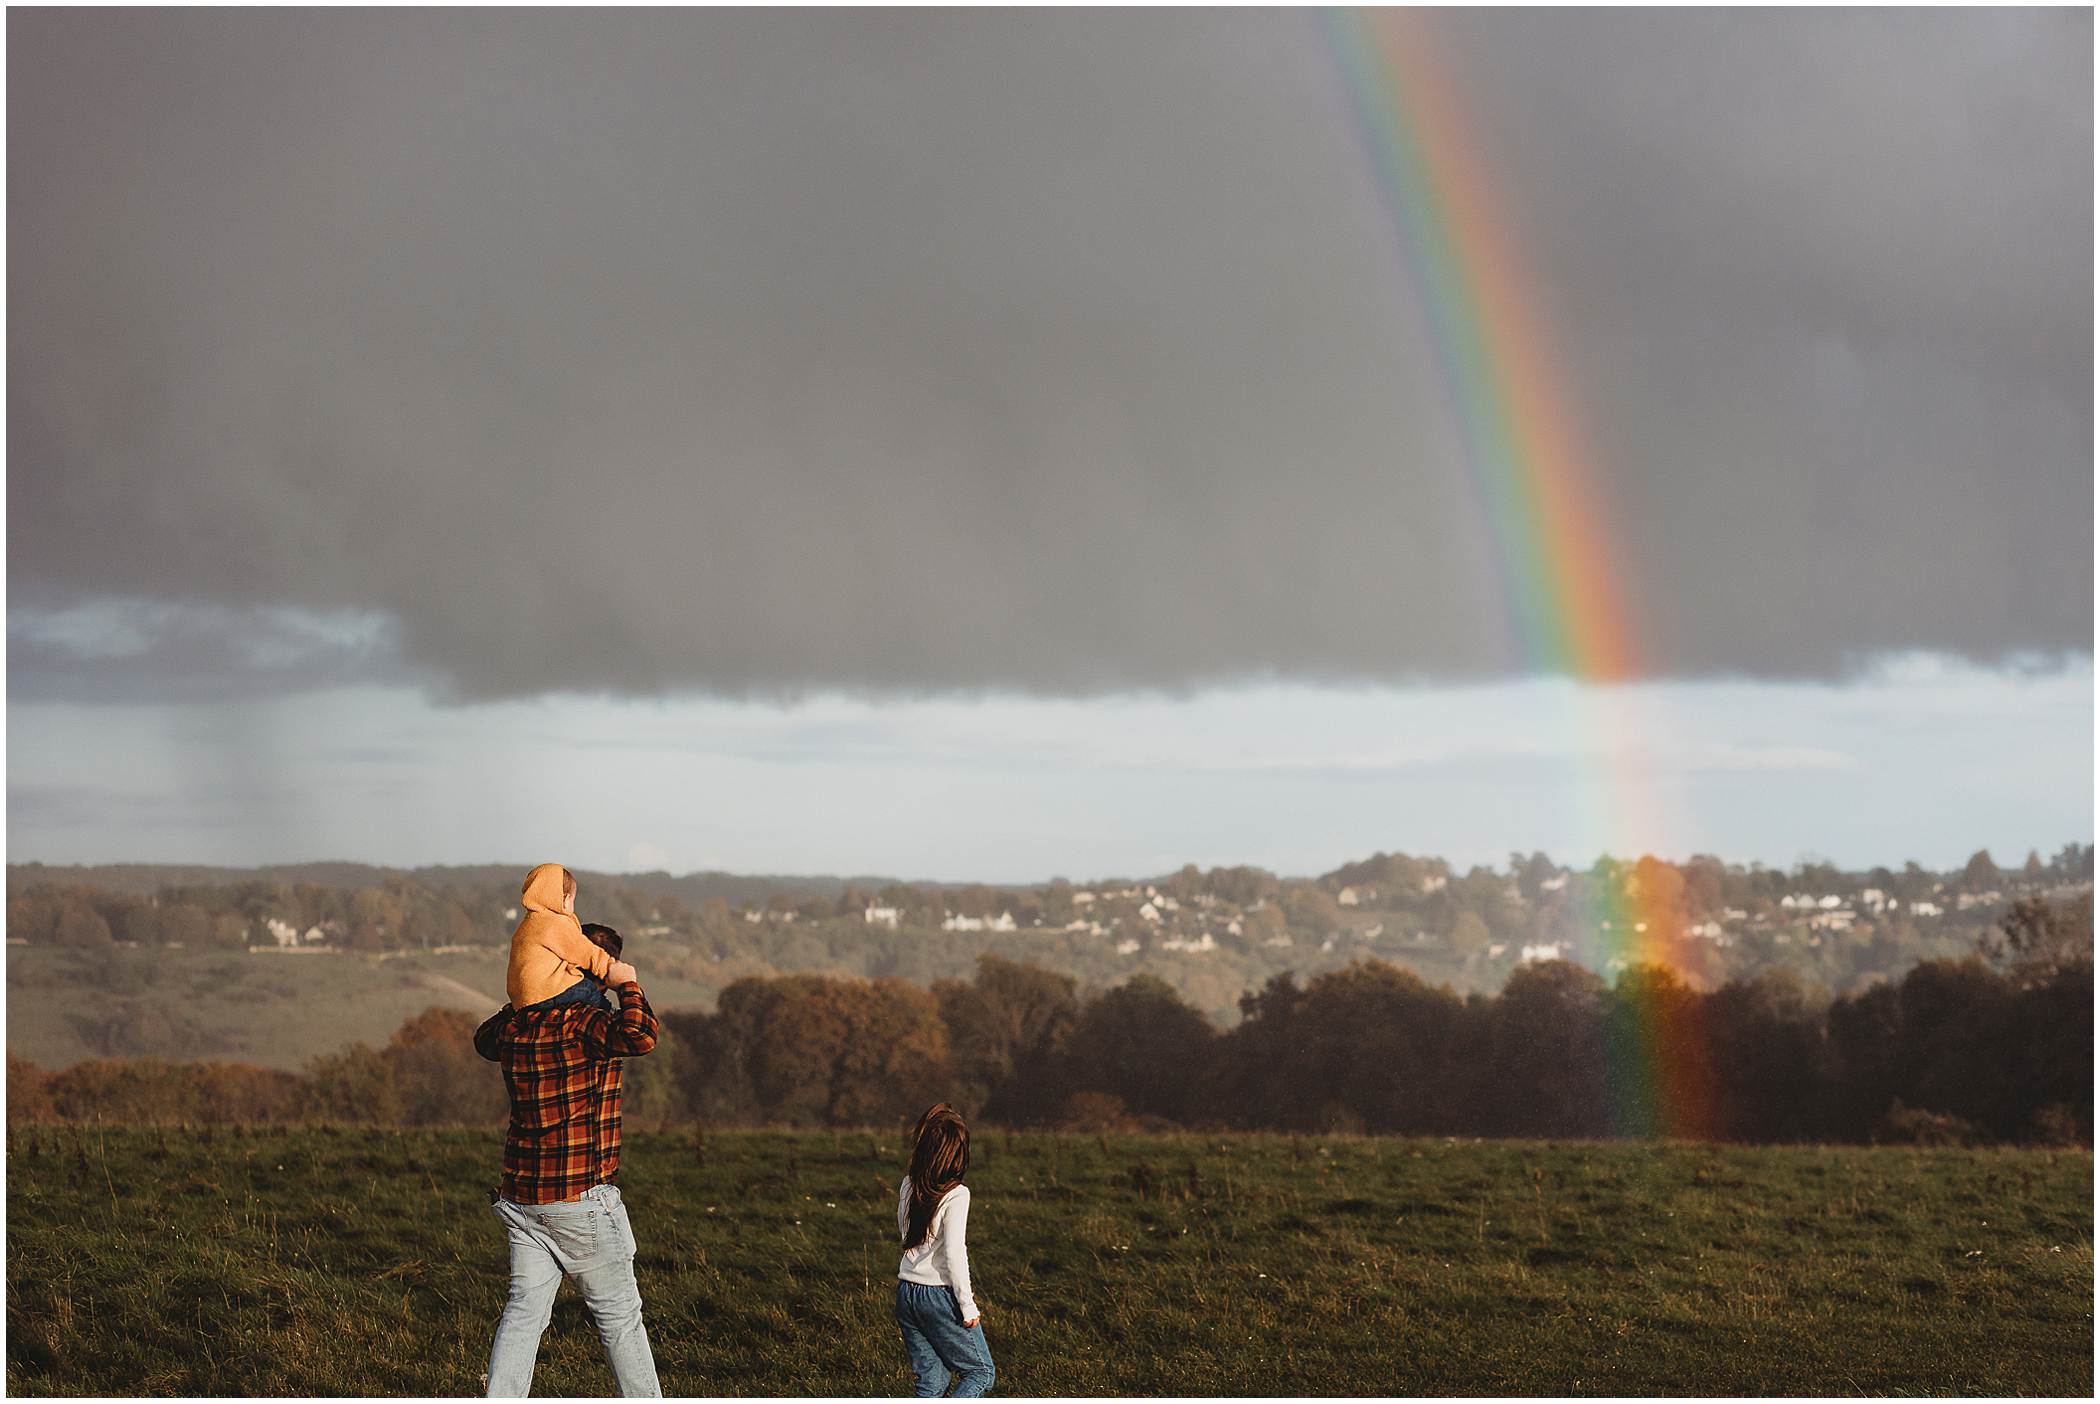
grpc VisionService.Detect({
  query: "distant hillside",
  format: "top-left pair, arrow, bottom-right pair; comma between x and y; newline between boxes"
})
8,847 -> 2088,1071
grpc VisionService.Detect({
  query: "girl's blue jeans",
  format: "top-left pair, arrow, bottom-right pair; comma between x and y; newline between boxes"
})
894,1280 -> 995,1397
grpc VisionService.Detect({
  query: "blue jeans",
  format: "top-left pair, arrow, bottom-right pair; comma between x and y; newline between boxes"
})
894,1280 -> 995,1397
487,1184 -> 660,1397
523,975 -> 611,1012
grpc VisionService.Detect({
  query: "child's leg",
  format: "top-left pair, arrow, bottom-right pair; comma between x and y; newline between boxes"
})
522,976 -> 603,1011
923,1290 -> 995,1397
894,1283 -> 952,1397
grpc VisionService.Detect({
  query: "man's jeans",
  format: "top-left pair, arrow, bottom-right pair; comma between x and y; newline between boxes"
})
487,1184 -> 661,1397
894,1280 -> 996,1397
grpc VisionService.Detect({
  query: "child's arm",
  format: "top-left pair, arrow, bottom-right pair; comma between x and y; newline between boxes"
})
939,1187 -> 980,1325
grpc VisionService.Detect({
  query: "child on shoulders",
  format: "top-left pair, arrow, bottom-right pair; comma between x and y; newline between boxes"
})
505,863 -> 615,1011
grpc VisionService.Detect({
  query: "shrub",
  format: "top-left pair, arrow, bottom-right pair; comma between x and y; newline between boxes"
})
7,1054 -> 53,1122
2025,1103 -> 2085,1148
1872,1101 -> 1980,1147
1060,1091 -> 1130,1132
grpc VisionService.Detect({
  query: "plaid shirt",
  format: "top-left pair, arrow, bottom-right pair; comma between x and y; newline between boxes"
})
475,981 -> 658,1205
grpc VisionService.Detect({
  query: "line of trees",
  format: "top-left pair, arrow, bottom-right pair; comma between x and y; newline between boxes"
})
667,893 -> 2091,1145
11,897 -> 2089,1146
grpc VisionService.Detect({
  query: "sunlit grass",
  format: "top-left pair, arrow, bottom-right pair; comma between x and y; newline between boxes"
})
6,1127 -> 2090,1395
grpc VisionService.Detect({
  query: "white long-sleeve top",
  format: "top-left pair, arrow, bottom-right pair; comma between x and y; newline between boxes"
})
896,1176 -> 978,1322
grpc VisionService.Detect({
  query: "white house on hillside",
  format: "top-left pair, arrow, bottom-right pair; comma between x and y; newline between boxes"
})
864,905 -> 901,929
939,911 -> 1016,933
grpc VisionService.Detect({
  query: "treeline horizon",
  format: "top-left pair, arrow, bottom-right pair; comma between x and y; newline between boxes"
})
12,841 -> 2093,895
11,897 -> 2089,1148
11,845 -> 2091,957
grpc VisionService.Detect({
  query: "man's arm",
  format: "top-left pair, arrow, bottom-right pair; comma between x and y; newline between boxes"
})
474,1005 -> 514,1062
578,964 -> 658,1059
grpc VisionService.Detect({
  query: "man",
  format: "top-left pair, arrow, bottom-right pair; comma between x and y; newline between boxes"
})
572,923 -> 626,1009
475,923 -> 662,1398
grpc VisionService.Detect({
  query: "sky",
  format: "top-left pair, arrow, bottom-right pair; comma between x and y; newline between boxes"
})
7,9 -> 2092,881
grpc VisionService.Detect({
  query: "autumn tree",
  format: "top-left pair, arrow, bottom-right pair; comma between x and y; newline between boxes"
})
678,974 -> 952,1127
1217,962 -> 1469,1134
1607,963 -> 1713,1138
1055,975 -> 1215,1124
386,1007 -> 506,1124
54,904 -> 113,949
6,1055 -> 52,1121
1702,970 -> 1823,1141
1979,891 -> 2094,983
932,956 -> 1078,1123
304,1043 -> 403,1123
1960,850 -> 2000,893
1480,959 -> 1608,1138
1448,910 -> 1492,957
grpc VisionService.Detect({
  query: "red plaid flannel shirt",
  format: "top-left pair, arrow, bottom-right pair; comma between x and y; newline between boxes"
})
475,981 -> 658,1205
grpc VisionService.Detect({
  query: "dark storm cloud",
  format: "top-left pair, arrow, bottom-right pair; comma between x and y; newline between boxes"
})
9,8 -> 2089,702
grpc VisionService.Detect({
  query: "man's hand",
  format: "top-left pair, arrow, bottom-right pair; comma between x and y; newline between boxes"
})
963,1317 -> 982,1329
606,959 -> 638,986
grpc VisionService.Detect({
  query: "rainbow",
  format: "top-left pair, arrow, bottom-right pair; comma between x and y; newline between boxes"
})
1320,7 -> 1710,1138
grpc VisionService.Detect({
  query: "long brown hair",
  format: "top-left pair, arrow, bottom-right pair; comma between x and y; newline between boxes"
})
902,1103 -> 970,1251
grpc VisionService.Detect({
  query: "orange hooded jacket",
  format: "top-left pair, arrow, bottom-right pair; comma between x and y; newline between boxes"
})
505,863 -> 615,1007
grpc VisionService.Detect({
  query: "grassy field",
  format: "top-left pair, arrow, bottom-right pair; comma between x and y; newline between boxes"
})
5,1127 -> 2090,1396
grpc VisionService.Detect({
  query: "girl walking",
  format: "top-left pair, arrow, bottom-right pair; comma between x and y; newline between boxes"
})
894,1104 -> 995,1397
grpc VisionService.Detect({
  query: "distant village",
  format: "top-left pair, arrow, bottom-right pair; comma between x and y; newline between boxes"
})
756,847 -> 2092,982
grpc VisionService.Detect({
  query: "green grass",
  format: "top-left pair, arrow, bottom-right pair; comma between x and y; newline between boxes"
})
5,1128 -> 2090,1396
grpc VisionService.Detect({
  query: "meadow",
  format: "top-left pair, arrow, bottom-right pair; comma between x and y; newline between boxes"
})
5,1127 -> 2090,1396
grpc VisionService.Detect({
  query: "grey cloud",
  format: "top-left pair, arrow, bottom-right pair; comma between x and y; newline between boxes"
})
8,8 -> 2089,702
